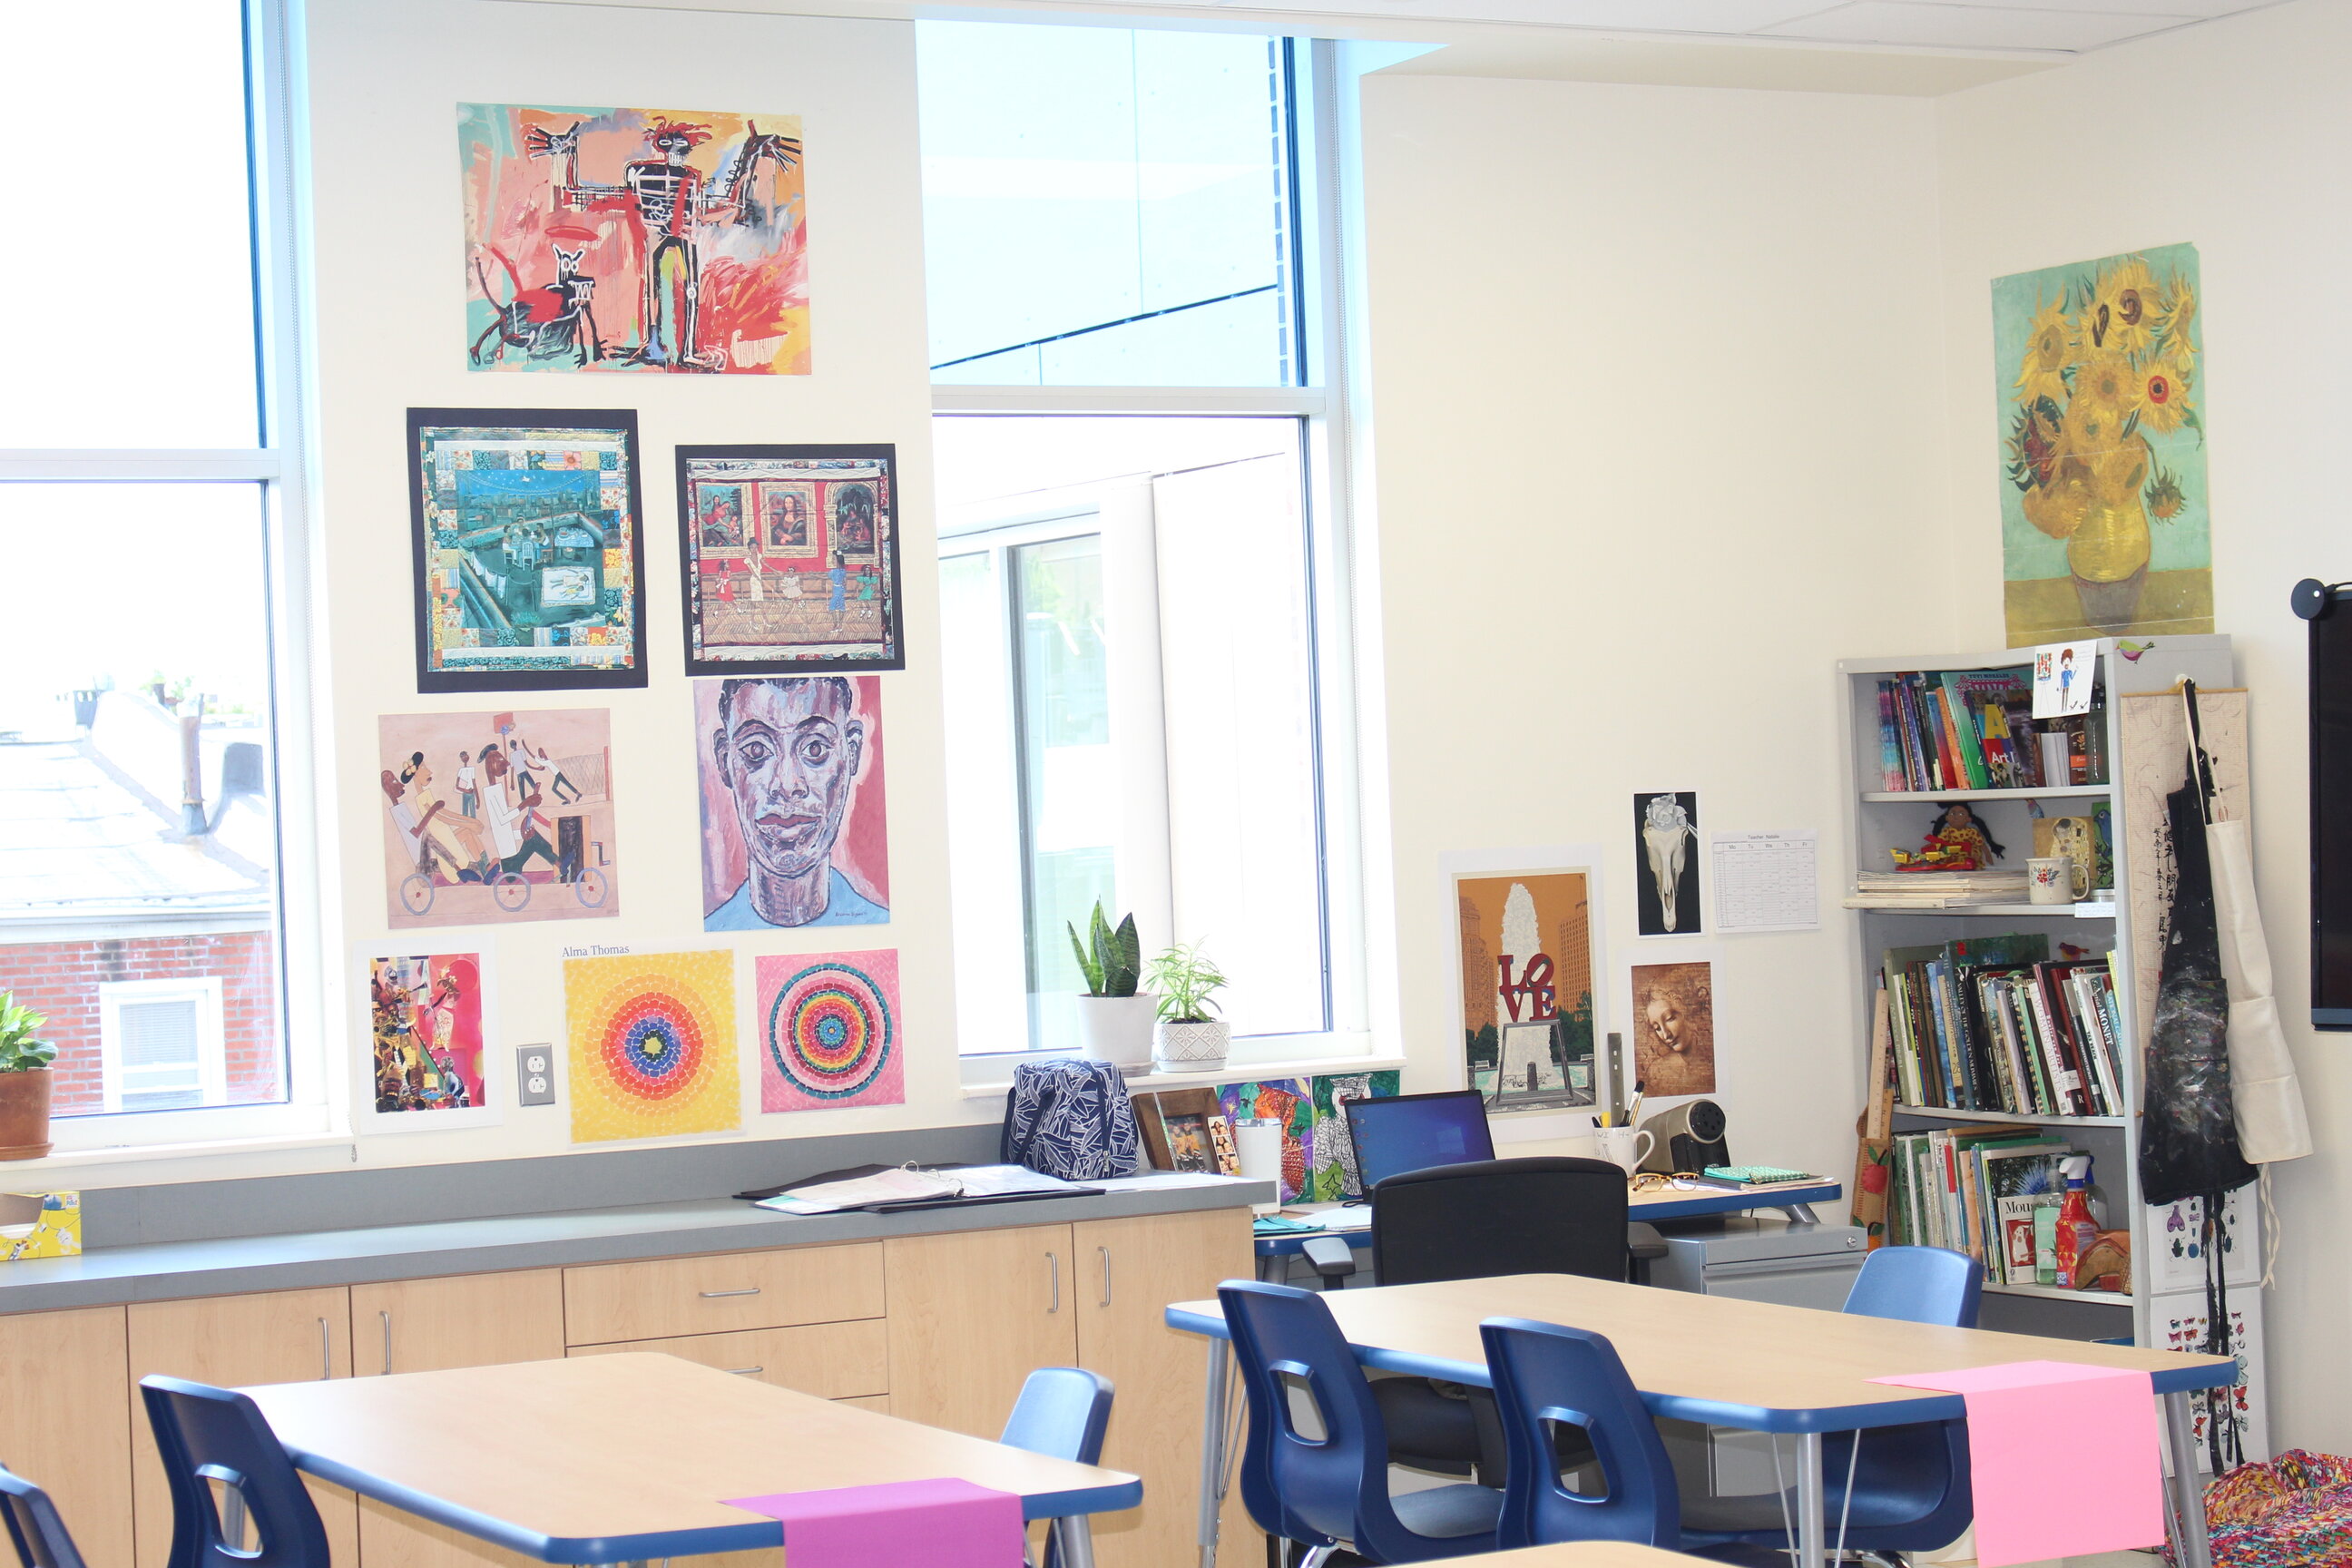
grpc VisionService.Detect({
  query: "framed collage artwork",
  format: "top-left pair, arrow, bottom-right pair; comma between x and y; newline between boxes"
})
406,407 -> 648,692
675,445 -> 902,674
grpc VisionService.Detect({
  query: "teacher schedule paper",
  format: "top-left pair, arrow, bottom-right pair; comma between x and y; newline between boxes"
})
1710,831 -> 1819,932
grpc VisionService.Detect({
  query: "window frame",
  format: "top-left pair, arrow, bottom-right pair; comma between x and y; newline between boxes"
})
926,33 -> 1375,1083
0,0 -> 330,1153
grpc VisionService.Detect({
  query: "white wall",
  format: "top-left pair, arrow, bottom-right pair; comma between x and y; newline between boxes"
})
296,0 -> 988,1169
1355,74 -> 1955,1186
1932,0 -> 2352,1455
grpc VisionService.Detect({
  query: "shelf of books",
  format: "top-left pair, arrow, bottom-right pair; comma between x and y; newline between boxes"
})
1839,637 -> 2267,1463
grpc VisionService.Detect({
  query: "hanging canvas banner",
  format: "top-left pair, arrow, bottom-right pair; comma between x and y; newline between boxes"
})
460,103 -> 808,376
1995,243 -> 2210,645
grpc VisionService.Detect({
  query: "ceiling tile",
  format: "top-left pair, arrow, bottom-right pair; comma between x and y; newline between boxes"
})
1759,1 -> 2200,49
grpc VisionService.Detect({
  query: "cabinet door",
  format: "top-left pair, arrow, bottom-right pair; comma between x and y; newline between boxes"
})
348,1270 -> 571,1568
1074,1210 -> 1259,1568
884,1223 -> 1077,1438
0,1308 -> 134,1568
126,1289 -> 358,1568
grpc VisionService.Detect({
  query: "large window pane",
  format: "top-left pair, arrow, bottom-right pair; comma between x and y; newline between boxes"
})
919,24 -> 1294,387
0,3 -> 261,447
936,416 -> 1325,1054
0,485 -> 283,1114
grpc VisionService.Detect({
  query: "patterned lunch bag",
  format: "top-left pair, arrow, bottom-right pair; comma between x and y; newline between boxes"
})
1000,1060 -> 1142,1181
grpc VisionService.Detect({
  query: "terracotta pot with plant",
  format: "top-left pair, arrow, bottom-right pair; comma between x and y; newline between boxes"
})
0,996 -> 58,1161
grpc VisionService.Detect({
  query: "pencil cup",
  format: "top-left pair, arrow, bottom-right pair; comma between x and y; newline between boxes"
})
1234,1118 -> 1285,1212
1594,1126 -> 1653,1175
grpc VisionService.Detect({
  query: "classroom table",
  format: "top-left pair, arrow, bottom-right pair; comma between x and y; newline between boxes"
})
1441,1546 -> 1712,1568
1252,1181 -> 1843,1278
240,1352 -> 1141,1565
1169,1272 -> 2235,1568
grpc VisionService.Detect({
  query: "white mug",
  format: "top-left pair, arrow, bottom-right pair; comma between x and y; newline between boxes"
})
2027,855 -> 2087,904
1594,1125 -> 1654,1175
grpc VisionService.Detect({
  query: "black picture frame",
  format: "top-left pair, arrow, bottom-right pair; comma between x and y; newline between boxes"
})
406,407 -> 649,693
674,443 -> 906,676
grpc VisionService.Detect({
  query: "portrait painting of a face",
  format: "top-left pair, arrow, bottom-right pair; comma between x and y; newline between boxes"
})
696,676 -> 889,930
1629,959 -> 1715,1096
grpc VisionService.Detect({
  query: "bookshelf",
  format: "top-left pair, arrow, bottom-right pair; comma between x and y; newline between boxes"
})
1838,638 -> 2263,1458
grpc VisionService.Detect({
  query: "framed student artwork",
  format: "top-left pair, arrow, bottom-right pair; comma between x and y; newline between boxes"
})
406,407 -> 649,692
674,445 -> 902,673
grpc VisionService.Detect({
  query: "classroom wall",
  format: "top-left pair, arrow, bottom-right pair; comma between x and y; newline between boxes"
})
1353,74 -> 1955,1185
292,0 -> 990,1171
1930,0 -> 2352,1455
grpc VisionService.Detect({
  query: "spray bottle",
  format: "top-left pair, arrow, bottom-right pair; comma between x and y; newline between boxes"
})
2053,1154 -> 2098,1287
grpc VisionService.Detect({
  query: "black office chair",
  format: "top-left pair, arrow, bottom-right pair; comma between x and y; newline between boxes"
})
1367,1158 -> 1667,1483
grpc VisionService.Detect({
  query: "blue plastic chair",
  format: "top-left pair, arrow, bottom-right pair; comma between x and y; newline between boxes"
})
139,1377 -> 332,1568
1480,1318 -> 1738,1553
1220,1282 -> 1503,1564
0,1466 -> 89,1568
1000,1367 -> 1115,1568
1682,1246 -> 1979,1557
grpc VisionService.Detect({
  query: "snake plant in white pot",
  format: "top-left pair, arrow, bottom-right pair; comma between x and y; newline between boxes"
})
1068,902 -> 1157,1070
1145,941 -> 1230,1072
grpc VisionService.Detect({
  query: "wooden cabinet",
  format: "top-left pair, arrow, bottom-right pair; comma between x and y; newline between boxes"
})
569,1318 -> 887,1400
1074,1210 -> 1259,1568
126,1288 -> 358,1568
348,1270 -> 568,1568
562,1241 -> 883,1344
0,1306 -> 133,1568
885,1223 -> 1078,1438
351,1269 -> 566,1378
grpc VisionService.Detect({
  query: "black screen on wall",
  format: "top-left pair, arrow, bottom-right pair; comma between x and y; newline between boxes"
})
2313,609 -> 2352,1026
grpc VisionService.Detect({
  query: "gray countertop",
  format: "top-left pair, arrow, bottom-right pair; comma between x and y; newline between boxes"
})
0,1176 -> 1273,1314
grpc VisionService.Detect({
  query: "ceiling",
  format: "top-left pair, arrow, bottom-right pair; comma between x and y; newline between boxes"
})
1014,0 -> 2288,54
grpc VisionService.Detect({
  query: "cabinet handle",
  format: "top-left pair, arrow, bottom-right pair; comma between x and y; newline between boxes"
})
1098,1245 -> 1112,1308
318,1318 -> 331,1381
700,1287 -> 761,1298
379,1310 -> 392,1376
724,1366 -> 765,1377
1046,1251 -> 1060,1314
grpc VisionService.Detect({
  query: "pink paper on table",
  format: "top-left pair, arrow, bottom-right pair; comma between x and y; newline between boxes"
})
724,1476 -> 1027,1568
1869,1359 -> 2164,1568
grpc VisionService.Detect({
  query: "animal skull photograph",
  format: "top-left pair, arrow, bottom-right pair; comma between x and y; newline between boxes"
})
1633,790 -> 1703,936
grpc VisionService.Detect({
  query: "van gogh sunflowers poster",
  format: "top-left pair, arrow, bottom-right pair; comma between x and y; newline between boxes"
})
1995,243 -> 2210,647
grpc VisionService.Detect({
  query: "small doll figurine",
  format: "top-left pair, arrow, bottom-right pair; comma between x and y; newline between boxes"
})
1892,801 -> 2008,872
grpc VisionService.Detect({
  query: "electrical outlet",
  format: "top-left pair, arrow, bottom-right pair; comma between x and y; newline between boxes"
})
515,1044 -> 557,1106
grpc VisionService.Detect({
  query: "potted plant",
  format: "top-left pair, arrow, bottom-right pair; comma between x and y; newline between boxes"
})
0,995 -> 58,1161
1067,903 -> 1157,1070
1145,941 -> 1230,1072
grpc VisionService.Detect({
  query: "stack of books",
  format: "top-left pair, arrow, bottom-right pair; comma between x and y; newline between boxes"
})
1884,933 -> 2129,1116
1847,870 -> 2033,908
1873,669 -> 2103,791
1887,1126 -> 2096,1288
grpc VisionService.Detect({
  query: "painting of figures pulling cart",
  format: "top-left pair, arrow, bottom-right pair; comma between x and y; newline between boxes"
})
377,708 -> 621,928
460,103 -> 808,377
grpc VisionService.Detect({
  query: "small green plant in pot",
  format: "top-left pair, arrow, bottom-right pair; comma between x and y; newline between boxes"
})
1066,903 -> 1156,1070
1145,940 -> 1231,1072
0,995 -> 59,1161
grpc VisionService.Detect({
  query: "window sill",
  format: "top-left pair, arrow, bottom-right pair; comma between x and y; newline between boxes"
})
961,1050 -> 1405,1099
5,1132 -> 357,1179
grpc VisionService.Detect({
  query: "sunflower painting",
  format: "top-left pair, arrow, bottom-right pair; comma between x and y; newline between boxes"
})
1994,243 -> 2210,646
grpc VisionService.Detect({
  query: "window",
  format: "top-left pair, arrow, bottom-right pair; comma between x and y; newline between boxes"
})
918,23 -> 1299,387
100,979 -> 230,1115
922,20 -> 1366,1072
0,0 -> 319,1150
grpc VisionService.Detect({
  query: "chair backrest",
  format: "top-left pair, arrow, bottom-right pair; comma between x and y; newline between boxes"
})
139,1377 -> 331,1568
1372,1159 -> 1629,1287
0,1468 -> 87,1568
1222,1280 -> 1471,1563
1842,1245 -> 1983,1328
1479,1318 -> 1679,1552
1001,1367 -> 1113,1465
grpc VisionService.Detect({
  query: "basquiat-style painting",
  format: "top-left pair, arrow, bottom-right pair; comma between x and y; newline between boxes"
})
461,103 -> 808,376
